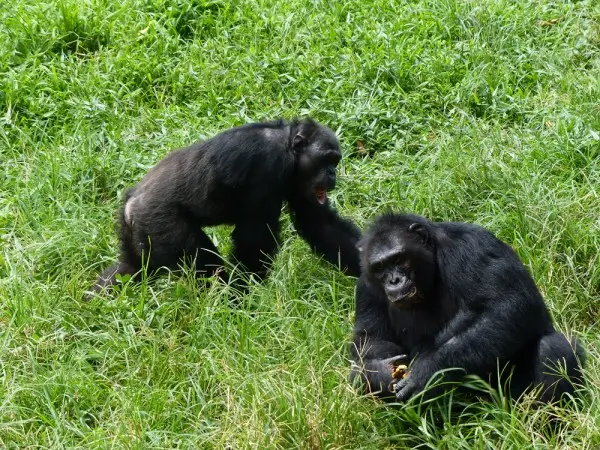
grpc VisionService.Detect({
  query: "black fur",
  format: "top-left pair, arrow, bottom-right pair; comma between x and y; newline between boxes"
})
91,119 -> 361,296
350,213 -> 585,404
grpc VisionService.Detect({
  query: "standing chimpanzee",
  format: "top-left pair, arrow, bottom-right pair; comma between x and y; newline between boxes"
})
90,118 -> 361,296
350,213 -> 585,404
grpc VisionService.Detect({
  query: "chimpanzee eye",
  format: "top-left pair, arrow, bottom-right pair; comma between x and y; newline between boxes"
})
370,261 -> 384,275
393,256 -> 404,266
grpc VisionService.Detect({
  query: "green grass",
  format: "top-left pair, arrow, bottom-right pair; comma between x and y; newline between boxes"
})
1,0 -> 599,447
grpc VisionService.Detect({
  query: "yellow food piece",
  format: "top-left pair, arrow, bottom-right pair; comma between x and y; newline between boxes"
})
392,364 -> 408,379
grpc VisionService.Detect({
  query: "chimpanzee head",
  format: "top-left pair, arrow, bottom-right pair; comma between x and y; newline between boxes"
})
358,214 -> 437,308
291,119 -> 342,205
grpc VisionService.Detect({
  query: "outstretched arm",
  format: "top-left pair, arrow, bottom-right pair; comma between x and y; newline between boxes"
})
289,199 -> 361,277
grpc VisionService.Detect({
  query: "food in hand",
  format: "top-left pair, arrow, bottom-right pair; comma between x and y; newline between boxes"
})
392,364 -> 408,379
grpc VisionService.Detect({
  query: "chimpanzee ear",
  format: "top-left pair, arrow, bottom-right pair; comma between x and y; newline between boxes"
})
408,222 -> 429,245
292,119 -> 317,151
293,131 -> 307,149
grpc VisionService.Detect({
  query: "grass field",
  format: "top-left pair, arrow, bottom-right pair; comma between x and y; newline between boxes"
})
1,0 -> 599,448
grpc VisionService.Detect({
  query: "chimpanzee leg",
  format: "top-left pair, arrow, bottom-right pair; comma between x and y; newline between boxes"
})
532,332 -> 585,403
90,206 -> 225,297
509,331 -> 585,403
135,209 -> 226,279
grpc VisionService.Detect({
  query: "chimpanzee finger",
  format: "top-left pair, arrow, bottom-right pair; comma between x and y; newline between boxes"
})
394,378 -> 415,402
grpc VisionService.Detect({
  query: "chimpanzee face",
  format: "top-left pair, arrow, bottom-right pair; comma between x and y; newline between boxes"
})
359,220 -> 436,308
292,121 -> 342,205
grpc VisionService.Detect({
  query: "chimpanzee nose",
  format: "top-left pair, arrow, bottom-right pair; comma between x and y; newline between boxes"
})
390,276 -> 400,285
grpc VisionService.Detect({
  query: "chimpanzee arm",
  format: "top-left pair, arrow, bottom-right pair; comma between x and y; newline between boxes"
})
289,199 -> 361,277
395,300 -> 543,401
351,278 -> 409,396
231,204 -> 282,283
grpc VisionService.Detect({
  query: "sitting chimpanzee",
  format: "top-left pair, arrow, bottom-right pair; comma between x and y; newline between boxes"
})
90,118 -> 361,296
350,213 -> 585,404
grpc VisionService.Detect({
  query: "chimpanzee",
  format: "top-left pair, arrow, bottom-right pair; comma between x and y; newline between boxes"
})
90,118 -> 361,296
350,213 -> 585,404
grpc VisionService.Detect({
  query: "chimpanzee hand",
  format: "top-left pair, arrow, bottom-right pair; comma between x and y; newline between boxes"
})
369,354 -> 409,395
351,354 -> 410,396
393,356 -> 430,402
393,359 -> 458,402
393,375 -> 420,402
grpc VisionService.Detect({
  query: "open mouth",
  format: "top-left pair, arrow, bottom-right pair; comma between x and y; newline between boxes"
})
315,186 -> 328,205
